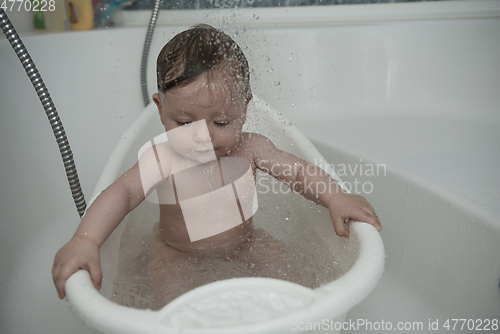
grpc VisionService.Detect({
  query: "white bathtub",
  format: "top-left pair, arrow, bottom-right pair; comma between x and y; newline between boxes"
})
1,1 -> 499,333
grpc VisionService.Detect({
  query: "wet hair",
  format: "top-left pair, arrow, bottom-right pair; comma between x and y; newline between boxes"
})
156,24 -> 251,101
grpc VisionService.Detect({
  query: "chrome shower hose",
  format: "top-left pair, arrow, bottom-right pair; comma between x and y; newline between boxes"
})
0,9 -> 87,218
140,0 -> 162,106
1,0 -> 162,217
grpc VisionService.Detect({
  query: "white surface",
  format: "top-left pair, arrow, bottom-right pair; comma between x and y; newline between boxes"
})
302,117 -> 500,332
1,1 -> 499,333
304,117 -> 500,224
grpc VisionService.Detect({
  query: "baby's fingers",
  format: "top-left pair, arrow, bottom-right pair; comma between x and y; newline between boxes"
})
88,259 -> 103,291
370,215 -> 382,231
353,207 -> 382,232
329,212 -> 350,238
52,263 -> 77,299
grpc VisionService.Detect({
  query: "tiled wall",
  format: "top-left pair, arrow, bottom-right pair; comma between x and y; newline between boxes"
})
124,0 -> 440,10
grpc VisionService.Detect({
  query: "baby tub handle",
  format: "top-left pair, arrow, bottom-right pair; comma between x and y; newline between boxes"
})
66,270 -> 168,334
66,270 -> 324,334
317,221 -> 385,301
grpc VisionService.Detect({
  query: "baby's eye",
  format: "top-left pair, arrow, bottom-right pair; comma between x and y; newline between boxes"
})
176,121 -> 191,126
214,121 -> 229,127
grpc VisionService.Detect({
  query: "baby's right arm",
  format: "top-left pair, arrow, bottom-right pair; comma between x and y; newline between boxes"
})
52,162 -> 145,299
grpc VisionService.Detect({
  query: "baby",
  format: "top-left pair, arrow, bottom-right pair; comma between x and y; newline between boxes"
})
52,24 -> 381,303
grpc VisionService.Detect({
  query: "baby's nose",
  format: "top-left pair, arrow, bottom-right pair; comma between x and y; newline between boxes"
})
193,121 -> 211,143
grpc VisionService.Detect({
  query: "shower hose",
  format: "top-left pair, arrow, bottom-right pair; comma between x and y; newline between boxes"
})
0,0 -> 161,218
0,8 -> 87,218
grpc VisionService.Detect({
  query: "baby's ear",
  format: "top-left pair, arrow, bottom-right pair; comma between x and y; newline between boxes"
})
152,93 -> 161,109
152,93 -> 165,125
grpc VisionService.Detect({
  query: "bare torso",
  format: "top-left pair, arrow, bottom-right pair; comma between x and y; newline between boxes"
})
157,133 -> 258,253
140,133 -> 294,308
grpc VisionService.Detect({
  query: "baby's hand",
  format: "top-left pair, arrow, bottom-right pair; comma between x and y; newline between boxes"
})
52,236 -> 102,299
327,192 -> 382,238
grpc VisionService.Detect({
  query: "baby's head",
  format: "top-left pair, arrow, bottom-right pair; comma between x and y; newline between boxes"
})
153,24 -> 252,160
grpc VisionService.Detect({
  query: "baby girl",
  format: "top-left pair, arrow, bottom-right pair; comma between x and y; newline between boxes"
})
52,24 -> 381,306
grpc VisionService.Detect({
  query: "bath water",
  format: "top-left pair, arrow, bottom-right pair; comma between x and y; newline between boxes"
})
110,179 -> 342,310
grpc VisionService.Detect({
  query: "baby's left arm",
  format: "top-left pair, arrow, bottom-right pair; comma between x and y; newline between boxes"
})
244,133 -> 381,237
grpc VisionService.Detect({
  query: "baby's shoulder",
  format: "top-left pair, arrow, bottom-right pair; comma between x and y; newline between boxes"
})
239,132 -> 275,149
236,132 -> 279,161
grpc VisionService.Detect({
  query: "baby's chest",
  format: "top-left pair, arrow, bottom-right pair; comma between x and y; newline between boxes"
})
155,157 -> 257,242
156,157 -> 254,203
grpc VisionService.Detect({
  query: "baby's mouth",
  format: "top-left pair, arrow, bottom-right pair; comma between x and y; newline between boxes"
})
193,147 -> 214,154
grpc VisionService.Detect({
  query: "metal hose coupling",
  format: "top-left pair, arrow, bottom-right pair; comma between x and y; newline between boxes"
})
0,9 -> 87,218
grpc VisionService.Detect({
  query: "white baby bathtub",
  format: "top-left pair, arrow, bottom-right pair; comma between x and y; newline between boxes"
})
64,97 -> 385,334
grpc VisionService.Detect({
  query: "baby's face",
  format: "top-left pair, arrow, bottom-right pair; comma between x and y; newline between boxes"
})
153,73 -> 248,161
